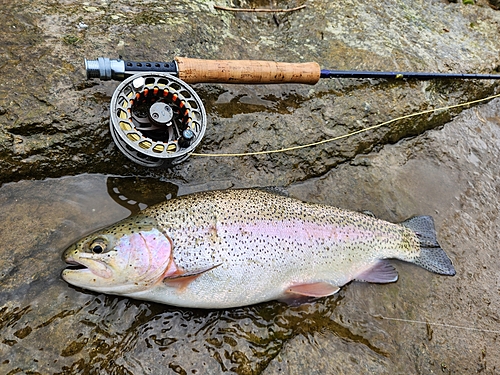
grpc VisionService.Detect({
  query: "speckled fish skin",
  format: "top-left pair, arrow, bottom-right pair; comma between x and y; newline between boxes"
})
62,189 -> 455,308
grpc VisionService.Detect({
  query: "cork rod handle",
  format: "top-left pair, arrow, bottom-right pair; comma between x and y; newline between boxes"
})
175,57 -> 321,85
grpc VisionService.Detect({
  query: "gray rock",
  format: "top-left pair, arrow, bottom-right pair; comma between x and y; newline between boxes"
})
0,0 -> 499,185
1,0 -> 500,374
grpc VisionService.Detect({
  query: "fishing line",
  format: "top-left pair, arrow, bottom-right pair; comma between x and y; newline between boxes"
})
373,314 -> 500,335
190,92 -> 500,158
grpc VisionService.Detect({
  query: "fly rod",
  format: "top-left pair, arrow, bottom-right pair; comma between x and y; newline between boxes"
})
85,56 -> 500,168
85,56 -> 500,83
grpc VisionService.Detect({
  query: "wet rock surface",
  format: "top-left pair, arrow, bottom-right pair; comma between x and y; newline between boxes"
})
0,0 -> 499,185
1,0 -> 500,374
1,98 -> 499,374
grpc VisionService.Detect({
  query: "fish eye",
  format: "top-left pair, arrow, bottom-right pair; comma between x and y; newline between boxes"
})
89,239 -> 107,254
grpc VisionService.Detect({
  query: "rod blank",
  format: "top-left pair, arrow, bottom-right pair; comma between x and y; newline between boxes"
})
320,69 -> 500,80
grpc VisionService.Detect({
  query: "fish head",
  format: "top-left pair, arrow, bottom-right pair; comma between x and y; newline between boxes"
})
62,215 -> 175,295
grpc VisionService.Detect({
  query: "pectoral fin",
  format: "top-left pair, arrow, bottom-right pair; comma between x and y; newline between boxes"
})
163,264 -> 221,289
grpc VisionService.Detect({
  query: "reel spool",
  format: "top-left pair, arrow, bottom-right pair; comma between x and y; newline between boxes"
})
110,72 -> 207,167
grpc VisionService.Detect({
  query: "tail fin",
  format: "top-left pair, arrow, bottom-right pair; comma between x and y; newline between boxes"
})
401,216 -> 456,276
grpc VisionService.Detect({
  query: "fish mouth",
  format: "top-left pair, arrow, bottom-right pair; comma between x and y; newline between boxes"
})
61,259 -> 92,282
64,259 -> 90,272
62,256 -> 112,280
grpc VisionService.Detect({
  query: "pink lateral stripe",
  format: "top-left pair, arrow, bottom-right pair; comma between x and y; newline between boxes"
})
204,219 -> 381,243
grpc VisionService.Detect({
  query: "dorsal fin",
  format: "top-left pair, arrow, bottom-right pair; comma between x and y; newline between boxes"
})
258,186 -> 290,197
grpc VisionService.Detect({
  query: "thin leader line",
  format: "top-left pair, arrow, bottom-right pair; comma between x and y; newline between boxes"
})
373,314 -> 500,334
190,92 -> 500,158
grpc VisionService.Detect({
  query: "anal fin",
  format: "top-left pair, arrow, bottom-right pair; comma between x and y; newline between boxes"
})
355,260 -> 398,283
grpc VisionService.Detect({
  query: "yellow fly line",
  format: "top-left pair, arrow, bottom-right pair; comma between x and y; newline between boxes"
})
190,92 -> 500,158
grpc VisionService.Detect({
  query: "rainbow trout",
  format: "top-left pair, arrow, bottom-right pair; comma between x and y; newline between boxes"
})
62,189 -> 455,308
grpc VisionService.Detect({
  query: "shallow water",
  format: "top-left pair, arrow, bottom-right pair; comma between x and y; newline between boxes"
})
1,99 -> 500,374
0,175 -> 385,374
1,0 -> 500,372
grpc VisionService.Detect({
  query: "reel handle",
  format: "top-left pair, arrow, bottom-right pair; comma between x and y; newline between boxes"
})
175,57 -> 321,85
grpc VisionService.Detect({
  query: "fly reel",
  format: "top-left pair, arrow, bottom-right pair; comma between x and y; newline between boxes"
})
110,72 -> 207,167
89,56 -> 500,167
